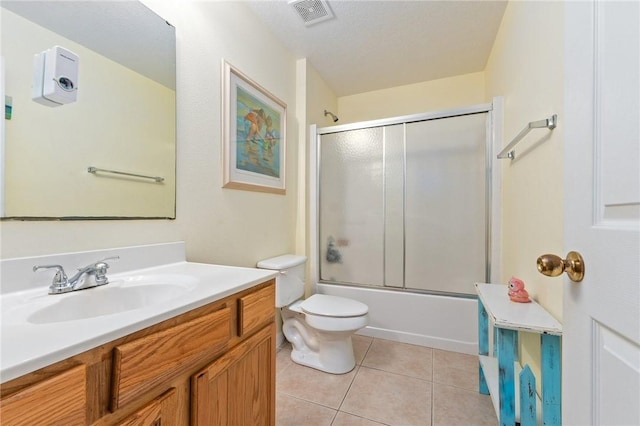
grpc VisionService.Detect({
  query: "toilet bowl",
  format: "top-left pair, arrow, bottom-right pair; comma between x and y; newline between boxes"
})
257,254 -> 369,374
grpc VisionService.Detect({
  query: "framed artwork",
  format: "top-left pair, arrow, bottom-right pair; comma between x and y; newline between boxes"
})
222,60 -> 286,194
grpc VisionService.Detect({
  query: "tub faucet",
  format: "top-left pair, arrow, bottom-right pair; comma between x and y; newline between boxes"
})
34,256 -> 119,294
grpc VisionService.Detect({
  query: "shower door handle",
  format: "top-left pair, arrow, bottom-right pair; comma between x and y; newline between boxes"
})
536,251 -> 585,282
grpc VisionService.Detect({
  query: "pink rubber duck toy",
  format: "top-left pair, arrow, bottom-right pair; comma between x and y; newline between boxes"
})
508,277 -> 531,303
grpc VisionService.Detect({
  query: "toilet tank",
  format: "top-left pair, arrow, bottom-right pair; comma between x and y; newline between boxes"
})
257,254 -> 307,308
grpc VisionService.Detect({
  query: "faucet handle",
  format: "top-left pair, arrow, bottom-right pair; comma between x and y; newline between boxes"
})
33,264 -> 68,282
92,256 -> 119,285
33,264 -> 70,293
93,255 -> 119,272
76,256 -> 120,272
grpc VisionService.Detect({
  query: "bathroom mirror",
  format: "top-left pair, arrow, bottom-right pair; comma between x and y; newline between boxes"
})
0,1 -> 176,219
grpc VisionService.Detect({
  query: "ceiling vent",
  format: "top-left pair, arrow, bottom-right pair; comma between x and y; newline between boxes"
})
289,0 -> 334,27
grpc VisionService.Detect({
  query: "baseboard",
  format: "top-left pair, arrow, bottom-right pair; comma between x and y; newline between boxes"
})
356,326 -> 478,355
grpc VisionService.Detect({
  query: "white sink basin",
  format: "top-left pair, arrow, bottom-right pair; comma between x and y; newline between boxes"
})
29,280 -> 195,324
5,274 -> 198,325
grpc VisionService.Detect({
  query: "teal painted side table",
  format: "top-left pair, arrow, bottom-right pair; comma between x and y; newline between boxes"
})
475,283 -> 563,426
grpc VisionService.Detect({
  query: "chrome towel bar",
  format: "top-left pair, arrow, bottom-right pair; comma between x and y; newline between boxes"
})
87,166 -> 164,183
497,114 -> 557,160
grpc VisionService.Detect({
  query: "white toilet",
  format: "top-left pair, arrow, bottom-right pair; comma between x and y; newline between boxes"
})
257,254 -> 369,374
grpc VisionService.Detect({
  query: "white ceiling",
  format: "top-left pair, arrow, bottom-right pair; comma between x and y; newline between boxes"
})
246,0 -> 508,96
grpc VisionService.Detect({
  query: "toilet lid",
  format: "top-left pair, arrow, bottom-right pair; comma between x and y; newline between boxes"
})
300,294 -> 368,318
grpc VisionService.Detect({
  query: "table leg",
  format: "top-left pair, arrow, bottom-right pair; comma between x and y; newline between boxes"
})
498,328 -> 517,426
541,334 -> 562,425
478,300 -> 489,394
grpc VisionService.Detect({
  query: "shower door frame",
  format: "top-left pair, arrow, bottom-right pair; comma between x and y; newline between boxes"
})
310,100 -> 503,297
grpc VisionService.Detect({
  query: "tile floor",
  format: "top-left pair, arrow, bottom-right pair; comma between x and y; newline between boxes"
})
276,335 -> 498,426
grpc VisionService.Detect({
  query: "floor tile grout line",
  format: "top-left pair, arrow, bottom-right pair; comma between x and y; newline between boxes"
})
337,363 -> 434,425
359,364 -> 433,383
361,339 -> 435,381
357,363 -> 434,383
337,411 -> 394,426
431,380 -> 483,393
356,336 -> 374,363
277,391 -> 341,412
328,407 -> 339,426
336,364 -> 360,412
332,337 -> 396,426
341,335 -> 374,409
276,360 -> 293,377
335,338 -> 386,425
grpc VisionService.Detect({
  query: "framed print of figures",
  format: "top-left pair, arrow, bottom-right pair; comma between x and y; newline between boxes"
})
222,60 -> 286,194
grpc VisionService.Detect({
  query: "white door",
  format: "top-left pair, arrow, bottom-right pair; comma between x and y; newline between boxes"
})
563,1 -> 640,425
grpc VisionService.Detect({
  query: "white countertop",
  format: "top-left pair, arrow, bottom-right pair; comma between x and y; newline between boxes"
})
0,244 -> 278,383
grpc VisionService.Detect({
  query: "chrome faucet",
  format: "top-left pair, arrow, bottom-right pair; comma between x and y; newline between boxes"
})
34,256 -> 119,294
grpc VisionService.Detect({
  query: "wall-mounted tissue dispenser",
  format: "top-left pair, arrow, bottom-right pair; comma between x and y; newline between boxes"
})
32,45 -> 79,107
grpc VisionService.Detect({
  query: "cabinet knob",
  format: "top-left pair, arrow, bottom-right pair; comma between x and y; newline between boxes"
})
537,251 -> 585,282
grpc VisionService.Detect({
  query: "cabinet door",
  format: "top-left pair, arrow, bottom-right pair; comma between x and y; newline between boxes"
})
0,364 -> 86,426
116,388 -> 177,426
192,325 -> 275,426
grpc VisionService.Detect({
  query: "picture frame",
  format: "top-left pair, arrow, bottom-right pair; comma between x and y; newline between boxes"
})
222,60 -> 286,194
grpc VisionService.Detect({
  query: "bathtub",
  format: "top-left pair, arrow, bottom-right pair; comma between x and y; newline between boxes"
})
316,283 -> 479,355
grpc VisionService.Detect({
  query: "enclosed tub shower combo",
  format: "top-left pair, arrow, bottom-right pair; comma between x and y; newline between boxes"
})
311,103 -> 500,354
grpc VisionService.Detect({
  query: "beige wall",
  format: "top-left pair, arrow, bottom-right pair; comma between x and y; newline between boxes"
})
1,1 -> 299,269
484,0 -> 564,382
306,62 -> 339,130
337,72 -> 486,124
303,60 -> 338,262
296,59 -> 338,296
293,58 -> 338,257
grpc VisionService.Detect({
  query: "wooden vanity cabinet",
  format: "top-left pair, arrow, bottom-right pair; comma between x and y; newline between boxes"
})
0,364 -> 87,426
115,388 -> 178,426
111,307 -> 233,411
192,324 -> 275,425
0,279 -> 276,426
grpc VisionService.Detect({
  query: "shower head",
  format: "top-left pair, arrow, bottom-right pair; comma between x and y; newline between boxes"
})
324,109 -> 339,123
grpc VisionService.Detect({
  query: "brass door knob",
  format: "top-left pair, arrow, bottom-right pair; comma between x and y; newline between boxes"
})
537,251 -> 585,282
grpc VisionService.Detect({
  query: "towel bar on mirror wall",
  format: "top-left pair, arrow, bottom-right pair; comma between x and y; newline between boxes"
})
497,114 -> 557,160
87,166 -> 165,183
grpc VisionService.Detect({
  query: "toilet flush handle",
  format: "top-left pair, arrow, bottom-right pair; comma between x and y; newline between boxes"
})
279,271 -> 287,276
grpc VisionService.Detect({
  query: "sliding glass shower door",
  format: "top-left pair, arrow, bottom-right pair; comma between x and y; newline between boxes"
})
319,127 -> 386,287
318,111 -> 489,296
404,114 -> 487,294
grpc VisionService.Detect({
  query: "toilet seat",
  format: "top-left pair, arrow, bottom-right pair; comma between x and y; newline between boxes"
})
303,311 -> 369,333
300,294 -> 368,318
284,294 -> 369,333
